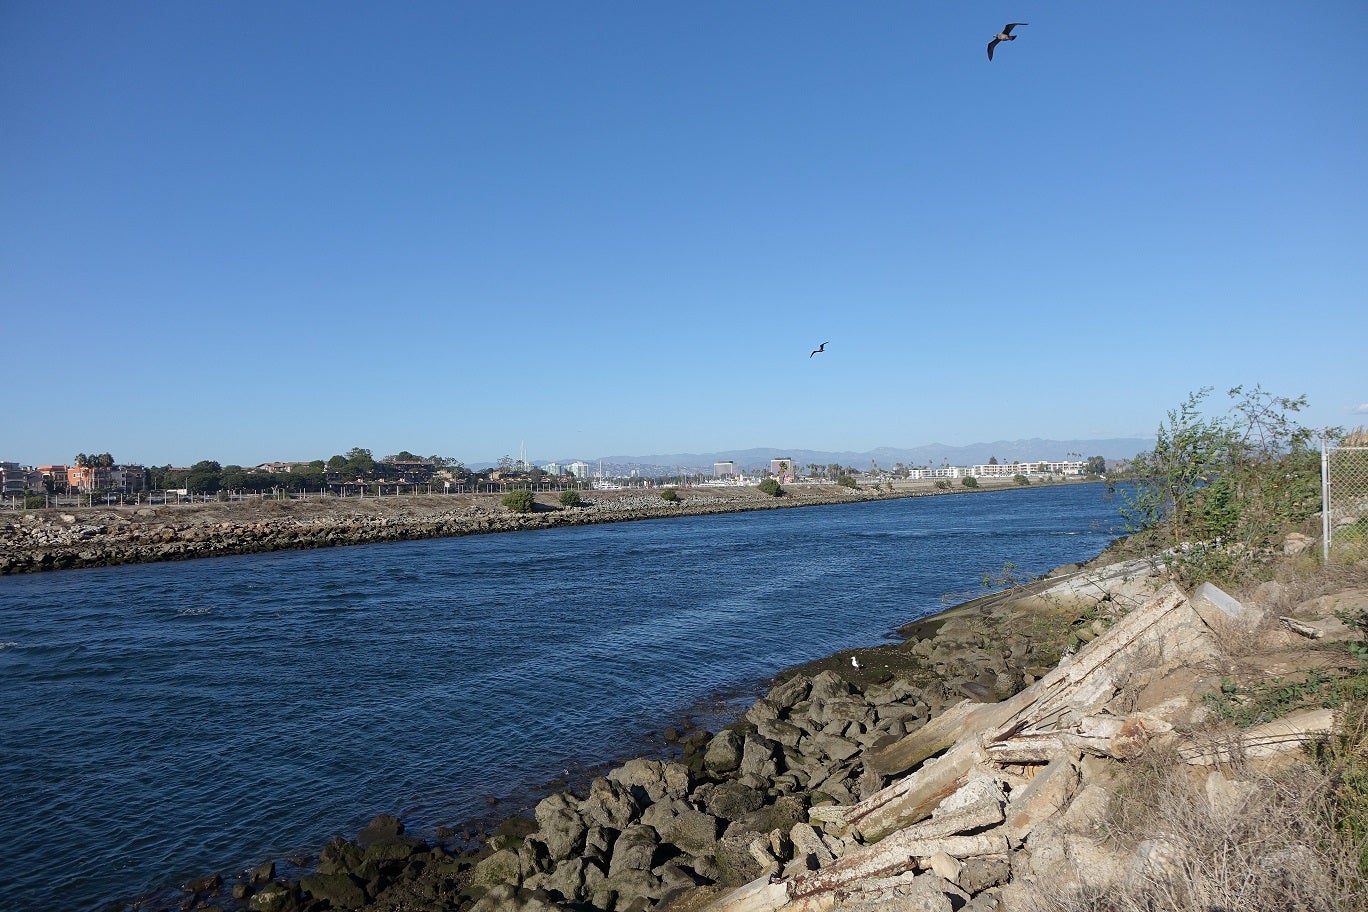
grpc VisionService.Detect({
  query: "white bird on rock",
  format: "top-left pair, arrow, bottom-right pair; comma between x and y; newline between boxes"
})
987,22 -> 1027,61
850,656 -> 861,670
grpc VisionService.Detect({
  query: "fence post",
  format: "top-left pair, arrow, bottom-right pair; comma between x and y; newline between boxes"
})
1323,437 -> 1331,565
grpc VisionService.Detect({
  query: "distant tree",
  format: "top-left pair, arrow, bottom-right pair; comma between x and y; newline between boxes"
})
186,460 -> 223,494
758,478 -> 782,496
962,476 -> 980,488
934,479 -> 951,490
74,453 -> 88,468
558,490 -> 581,508
344,447 -> 376,479
1014,474 -> 1030,486
95,453 -> 114,468
989,456 -> 998,465
390,451 -> 420,462
660,488 -> 680,502
836,474 -> 857,489
497,455 -> 515,473
327,455 -> 347,472
1086,455 -> 1107,475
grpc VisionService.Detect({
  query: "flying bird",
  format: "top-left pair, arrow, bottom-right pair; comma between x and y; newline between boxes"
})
987,22 -> 1027,61
810,341 -> 828,358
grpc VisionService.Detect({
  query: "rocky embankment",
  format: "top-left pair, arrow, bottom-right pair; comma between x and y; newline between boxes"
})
166,536 -> 1368,912
0,486 -> 900,575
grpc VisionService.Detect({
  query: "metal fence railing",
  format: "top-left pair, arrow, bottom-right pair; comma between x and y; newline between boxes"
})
1323,443 -> 1368,563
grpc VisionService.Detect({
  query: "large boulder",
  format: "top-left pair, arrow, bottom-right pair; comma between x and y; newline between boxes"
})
608,758 -> 691,804
579,777 -> 642,830
299,872 -> 367,910
704,730 -> 744,775
607,824 -> 660,877
705,781 -> 765,821
641,800 -> 721,857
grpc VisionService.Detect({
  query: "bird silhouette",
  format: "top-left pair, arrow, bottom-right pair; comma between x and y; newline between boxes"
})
987,22 -> 1027,61
810,341 -> 828,358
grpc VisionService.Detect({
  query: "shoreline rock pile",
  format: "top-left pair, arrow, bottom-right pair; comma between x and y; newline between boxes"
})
0,487 -> 889,575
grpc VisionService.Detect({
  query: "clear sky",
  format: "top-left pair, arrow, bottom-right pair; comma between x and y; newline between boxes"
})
3,2 -> 1365,468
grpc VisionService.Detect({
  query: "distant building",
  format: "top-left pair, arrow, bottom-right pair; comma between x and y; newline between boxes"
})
377,460 -> 435,482
37,465 -> 69,493
65,464 -> 147,493
714,461 -> 736,478
0,462 -> 28,496
970,460 -> 1085,478
567,461 -> 590,479
769,457 -> 795,476
541,462 -> 562,475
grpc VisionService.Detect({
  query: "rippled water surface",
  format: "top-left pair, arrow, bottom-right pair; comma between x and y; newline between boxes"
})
0,484 -> 1120,910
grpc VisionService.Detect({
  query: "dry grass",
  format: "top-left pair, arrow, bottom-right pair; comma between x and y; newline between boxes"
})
1028,741 -> 1368,912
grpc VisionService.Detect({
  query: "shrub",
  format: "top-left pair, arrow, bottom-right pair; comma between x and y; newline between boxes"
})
1013,474 -> 1029,486
659,488 -> 680,502
1118,385 -> 1322,585
961,476 -> 979,488
836,475 -> 857,489
501,489 -> 535,513
757,478 -> 782,496
558,490 -> 581,508
24,495 -> 47,509
934,480 -> 950,490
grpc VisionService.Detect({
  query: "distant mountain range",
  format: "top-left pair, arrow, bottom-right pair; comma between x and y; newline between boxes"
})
484,437 -> 1154,475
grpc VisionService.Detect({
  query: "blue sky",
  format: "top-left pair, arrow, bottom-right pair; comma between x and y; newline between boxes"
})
3,2 -> 1365,468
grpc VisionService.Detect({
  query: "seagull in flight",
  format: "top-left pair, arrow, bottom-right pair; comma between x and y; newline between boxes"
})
987,22 -> 1027,61
810,341 -> 829,358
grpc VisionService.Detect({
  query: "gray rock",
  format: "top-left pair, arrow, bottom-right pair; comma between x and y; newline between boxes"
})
739,733 -> 782,780
745,698 -> 782,726
299,873 -> 367,910
713,832 -> 765,887
704,730 -> 744,775
768,674 -> 812,709
579,777 -> 642,830
809,670 -> 852,703
468,883 -> 568,912
607,824 -> 660,877
608,758 -> 691,804
706,781 -> 765,821
756,718 -> 805,748
537,809 -> 586,862
641,800 -> 721,857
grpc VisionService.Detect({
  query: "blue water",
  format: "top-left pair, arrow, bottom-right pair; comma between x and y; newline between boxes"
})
0,484 -> 1120,911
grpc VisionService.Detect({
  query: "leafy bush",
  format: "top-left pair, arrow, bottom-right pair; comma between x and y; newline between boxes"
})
501,489 -> 535,513
836,475 -> 857,489
1013,474 -> 1030,486
934,480 -> 950,490
659,488 -> 680,502
24,495 -> 47,509
1118,385 -> 1322,585
961,476 -> 979,488
558,490 -> 581,508
757,478 -> 782,496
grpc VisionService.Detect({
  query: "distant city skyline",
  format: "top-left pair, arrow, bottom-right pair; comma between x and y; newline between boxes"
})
2,435 -> 1156,476
3,4 -> 1364,467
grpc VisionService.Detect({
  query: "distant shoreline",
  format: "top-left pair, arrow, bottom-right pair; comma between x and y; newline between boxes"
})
0,478 -> 1097,575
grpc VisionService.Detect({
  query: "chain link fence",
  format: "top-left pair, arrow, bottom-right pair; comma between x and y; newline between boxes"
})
1323,442 -> 1368,563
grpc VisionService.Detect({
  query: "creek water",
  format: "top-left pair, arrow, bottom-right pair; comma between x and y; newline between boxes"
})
0,483 -> 1121,911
